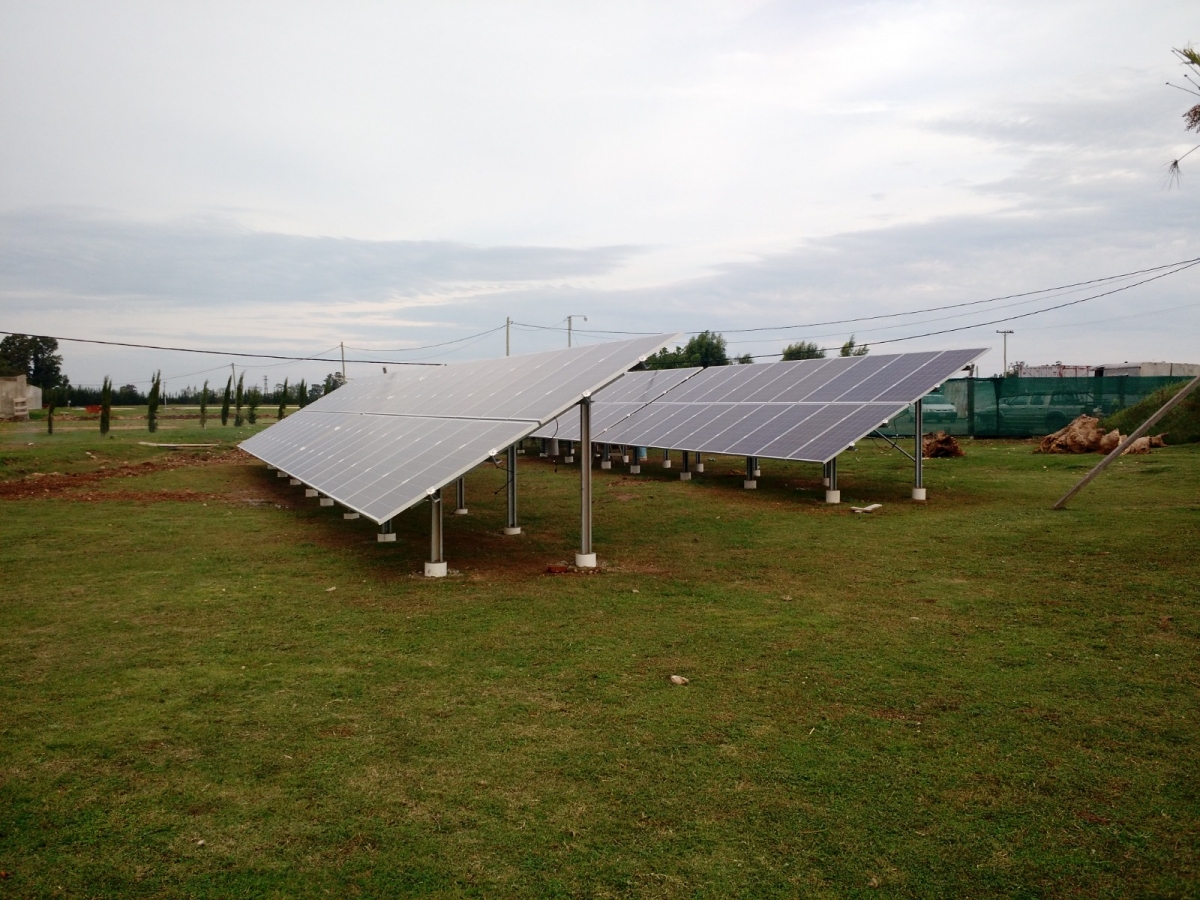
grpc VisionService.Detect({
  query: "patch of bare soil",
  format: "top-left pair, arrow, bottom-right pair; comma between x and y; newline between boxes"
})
0,448 -> 250,500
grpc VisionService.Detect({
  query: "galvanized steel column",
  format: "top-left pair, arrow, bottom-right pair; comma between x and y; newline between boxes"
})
504,445 -> 521,534
577,397 -> 596,566
913,398 -> 925,501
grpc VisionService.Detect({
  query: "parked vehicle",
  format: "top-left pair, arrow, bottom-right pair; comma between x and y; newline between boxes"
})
996,391 -> 1094,434
919,391 -> 959,425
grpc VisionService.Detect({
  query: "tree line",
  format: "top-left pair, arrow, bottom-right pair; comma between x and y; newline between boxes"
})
644,331 -> 868,369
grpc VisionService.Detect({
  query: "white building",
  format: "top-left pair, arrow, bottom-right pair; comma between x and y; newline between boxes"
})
0,374 -> 41,419
1093,362 -> 1200,378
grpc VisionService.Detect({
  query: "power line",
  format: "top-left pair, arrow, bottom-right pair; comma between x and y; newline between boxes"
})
343,324 -> 506,353
0,330 -> 442,366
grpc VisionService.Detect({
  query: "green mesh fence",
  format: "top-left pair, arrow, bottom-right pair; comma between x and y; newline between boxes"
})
878,376 -> 1190,439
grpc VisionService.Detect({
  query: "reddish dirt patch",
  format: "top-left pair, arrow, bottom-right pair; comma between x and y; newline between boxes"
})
0,449 -> 249,500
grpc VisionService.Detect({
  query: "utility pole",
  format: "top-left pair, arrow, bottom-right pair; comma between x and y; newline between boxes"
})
340,342 -> 346,382
263,375 -> 268,395
506,317 -> 511,357
568,314 -> 587,348
996,330 -> 1014,375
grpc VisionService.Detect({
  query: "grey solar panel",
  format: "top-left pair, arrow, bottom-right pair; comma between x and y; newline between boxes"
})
240,333 -> 677,522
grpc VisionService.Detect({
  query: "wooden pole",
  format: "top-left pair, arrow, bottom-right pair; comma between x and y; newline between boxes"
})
1052,374 -> 1200,510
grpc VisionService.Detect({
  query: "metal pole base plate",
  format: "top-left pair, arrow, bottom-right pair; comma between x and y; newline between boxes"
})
575,552 -> 597,568
825,490 -> 841,504
503,526 -> 522,535
377,533 -> 397,542
912,487 -> 927,501
424,561 -> 448,577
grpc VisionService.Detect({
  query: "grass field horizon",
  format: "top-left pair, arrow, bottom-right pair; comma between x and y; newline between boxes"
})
2,409 -> 1197,897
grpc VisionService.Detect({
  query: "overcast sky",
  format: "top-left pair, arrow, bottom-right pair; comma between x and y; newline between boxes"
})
1,0 -> 1198,389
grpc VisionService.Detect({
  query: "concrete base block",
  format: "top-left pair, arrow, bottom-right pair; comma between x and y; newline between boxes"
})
621,455 -> 630,464
662,460 -> 672,468
743,479 -> 757,489
679,471 -> 692,481
377,533 -> 396,542
343,513 -> 360,520
912,487 -> 927,502
503,526 -> 522,535
600,460 -> 611,469
754,468 -> 761,478
516,449 -> 524,454
822,477 -> 830,487
629,465 -> 641,474
695,463 -> 704,473
564,455 -> 574,464
319,498 -> 334,507
424,561 -> 448,577
825,490 -> 841,504
453,508 -> 469,516
539,452 -> 547,457
267,465 -> 276,470
575,552 -> 597,568
305,488 -> 318,498
277,471 -> 288,478
289,478 -> 301,486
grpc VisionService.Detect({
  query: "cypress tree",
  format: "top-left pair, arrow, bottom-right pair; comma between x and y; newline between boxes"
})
199,379 -> 209,428
296,379 -> 308,409
100,376 -> 112,436
277,378 -> 288,420
147,370 -> 162,433
47,388 -> 58,434
234,373 -> 245,426
247,388 -> 260,425
221,375 -> 232,425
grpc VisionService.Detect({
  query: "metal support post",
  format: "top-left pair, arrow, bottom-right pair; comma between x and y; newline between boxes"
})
425,489 -> 447,576
454,476 -> 468,515
540,438 -> 547,458
753,456 -> 761,478
913,398 -> 926,501
601,444 -> 611,469
577,398 -> 596,567
564,440 -> 574,464
680,449 -> 691,480
694,451 -> 704,474
377,517 -> 396,542
744,456 -> 756,489
662,448 -> 671,468
629,445 -> 641,474
825,457 -> 840,504
549,438 -> 559,457
504,445 -> 521,534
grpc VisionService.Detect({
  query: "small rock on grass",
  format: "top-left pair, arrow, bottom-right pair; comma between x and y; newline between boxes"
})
669,675 -> 689,685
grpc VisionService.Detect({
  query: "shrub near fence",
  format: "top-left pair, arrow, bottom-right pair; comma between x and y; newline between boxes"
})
879,376 -> 1191,439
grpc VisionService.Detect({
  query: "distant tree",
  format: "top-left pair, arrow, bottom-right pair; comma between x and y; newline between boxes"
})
0,334 -> 68,388
1167,45 -> 1200,184
782,340 -> 826,361
100,376 -> 112,436
307,382 -> 324,402
735,353 -> 753,364
645,331 -> 732,369
199,379 -> 209,428
277,378 -> 288,420
221,375 -> 232,425
296,379 -> 309,409
234,373 -> 245,427
147,371 -> 162,433
839,335 -> 869,357
46,387 -> 61,434
1006,360 -> 1026,377
323,372 -> 346,394
246,387 -> 260,425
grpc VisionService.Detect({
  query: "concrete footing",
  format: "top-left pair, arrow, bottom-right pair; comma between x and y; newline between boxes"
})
754,468 -> 761,478
319,498 -> 334,507
743,479 -> 757,489
679,471 -> 692,481
503,526 -> 522,535
277,471 -> 288,478
575,552 -> 597,568
267,465 -> 276,470
377,533 -> 396,542
662,459 -> 672,468
424,561 -> 448,577
453,508 -> 469,516
912,487 -> 927,501
825,490 -> 841,504
695,463 -> 704,473
621,455 -> 630,464
343,512 -> 359,520
289,478 -> 301,486
564,455 -> 574,464
600,460 -> 611,469
629,465 -> 641,474
305,488 -> 318,498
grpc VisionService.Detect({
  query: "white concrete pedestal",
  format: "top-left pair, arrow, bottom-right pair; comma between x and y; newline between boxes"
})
679,471 -> 691,481
695,463 -> 704,473
289,478 -> 301,486
600,460 -> 611,469
343,512 -> 359,520
743,479 -> 757,489
305,488 -> 318,498
454,508 -> 469,516
575,552 -> 597,568
622,455 -> 630,464
825,490 -> 841,504
912,487 -> 927,501
662,460 -> 672,469
503,526 -> 522,535
754,468 -> 761,478
319,498 -> 334,507
629,465 -> 641,474
377,533 -> 396,542
822,477 -> 830,488
564,455 -> 574,464
424,561 -> 448,577
277,471 -> 288,478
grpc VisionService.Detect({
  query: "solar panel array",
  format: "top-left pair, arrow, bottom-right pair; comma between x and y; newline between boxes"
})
533,348 -> 986,463
240,334 -> 676,523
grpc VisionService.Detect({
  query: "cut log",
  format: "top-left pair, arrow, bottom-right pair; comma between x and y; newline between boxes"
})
1038,415 -> 1105,454
922,431 -> 964,458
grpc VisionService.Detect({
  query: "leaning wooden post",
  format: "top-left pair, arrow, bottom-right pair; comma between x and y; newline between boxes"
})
1052,374 -> 1200,510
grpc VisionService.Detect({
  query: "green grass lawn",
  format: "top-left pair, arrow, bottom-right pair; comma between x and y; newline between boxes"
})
1,413 -> 1197,898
